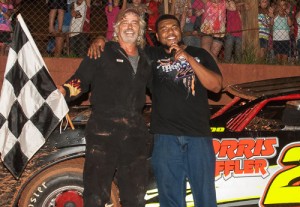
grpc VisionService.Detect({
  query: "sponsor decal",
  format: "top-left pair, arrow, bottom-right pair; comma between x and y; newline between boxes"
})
213,137 -> 279,180
28,182 -> 48,206
260,142 -> 300,207
211,127 -> 225,133
145,137 -> 300,206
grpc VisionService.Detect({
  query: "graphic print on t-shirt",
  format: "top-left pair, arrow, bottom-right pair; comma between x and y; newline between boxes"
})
156,56 -> 200,96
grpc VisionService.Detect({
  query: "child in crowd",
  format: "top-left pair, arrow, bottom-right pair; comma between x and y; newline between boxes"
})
122,0 -> 150,20
55,0 -> 74,56
48,0 -> 67,34
105,0 -> 120,41
180,1 -> 201,47
69,0 -> 90,57
224,0 -> 248,63
271,0 -> 292,64
170,0 -> 190,20
192,0 -> 205,47
47,0 -> 74,57
0,0 -> 13,55
258,0 -> 274,61
200,0 -> 236,60
169,0 -> 202,47
147,0 -> 161,32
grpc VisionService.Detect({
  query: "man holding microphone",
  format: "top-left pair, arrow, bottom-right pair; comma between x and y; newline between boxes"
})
89,14 -> 222,207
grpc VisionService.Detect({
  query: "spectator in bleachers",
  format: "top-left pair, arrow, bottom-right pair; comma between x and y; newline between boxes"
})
180,1 -> 201,47
48,0 -> 67,34
224,0 -> 248,63
0,0 -> 13,55
105,0 -> 120,41
69,0 -> 90,57
11,0 -> 21,7
258,0 -> 274,61
271,0 -> 292,64
122,0 -> 150,20
200,0 -> 236,60
192,0 -> 205,47
170,0 -> 190,20
9,0 -> 21,28
47,0 -> 73,57
147,0 -> 161,46
147,0 -> 161,32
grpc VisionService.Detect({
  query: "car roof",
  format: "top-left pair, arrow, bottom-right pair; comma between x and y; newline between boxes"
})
226,76 -> 300,100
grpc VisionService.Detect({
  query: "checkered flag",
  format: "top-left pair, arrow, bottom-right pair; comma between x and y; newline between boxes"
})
0,14 -> 69,179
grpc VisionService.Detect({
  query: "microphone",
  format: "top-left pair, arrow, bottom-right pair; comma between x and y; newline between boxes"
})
170,48 -> 176,61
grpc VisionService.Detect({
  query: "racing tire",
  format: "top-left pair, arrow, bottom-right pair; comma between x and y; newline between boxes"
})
18,158 -> 121,207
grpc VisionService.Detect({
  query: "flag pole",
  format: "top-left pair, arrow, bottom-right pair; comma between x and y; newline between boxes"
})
66,114 -> 75,130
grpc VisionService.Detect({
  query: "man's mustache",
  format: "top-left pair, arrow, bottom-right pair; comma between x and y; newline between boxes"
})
123,29 -> 135,33
161,40 -> 184,50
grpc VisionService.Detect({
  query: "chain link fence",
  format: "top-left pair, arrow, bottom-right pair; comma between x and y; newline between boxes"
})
0,0 -> 299,65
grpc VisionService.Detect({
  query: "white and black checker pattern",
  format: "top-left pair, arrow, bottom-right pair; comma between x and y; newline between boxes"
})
0,15 -> 68,178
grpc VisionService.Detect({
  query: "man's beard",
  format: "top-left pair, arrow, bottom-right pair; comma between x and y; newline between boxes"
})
120,29 -> 138,43
160,40 -> 184,51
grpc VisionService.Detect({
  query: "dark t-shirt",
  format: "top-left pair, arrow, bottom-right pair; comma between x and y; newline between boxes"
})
145,46 -> 221,137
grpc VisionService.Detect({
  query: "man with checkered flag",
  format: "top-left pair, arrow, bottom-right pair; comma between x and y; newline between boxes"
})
0,14 -> 69,179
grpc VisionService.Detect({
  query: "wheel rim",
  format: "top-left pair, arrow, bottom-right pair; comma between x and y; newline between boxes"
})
42,186 -> 83,207
56,190 -> 83,207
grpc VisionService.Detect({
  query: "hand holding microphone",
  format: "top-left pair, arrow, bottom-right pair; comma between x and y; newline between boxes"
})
169,44 -> 189,62
170,48 -> 177,61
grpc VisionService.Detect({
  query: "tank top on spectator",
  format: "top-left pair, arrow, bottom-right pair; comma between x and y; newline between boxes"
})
69,0 -> 87,37
273,16 -> 290,41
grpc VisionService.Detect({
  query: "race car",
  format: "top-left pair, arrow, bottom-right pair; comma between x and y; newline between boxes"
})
0,76 -> 299,207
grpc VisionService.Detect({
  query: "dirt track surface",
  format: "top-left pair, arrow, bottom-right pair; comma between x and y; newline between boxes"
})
0,162 -> 18,207
0,112 -> 82,206
0,147 -> 55,207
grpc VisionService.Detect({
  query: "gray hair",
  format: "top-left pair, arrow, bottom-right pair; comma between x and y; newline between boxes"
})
112,9 -> 147,49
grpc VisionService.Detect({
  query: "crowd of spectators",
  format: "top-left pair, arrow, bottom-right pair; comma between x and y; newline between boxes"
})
0,0 -> 14,55
258,0 -> 300,64
0,0 -> 300,65
172,0 -> 299,64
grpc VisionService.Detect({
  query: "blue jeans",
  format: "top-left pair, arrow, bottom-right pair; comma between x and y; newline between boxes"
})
224,34 -> 242,63
151,134 -> 217,207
